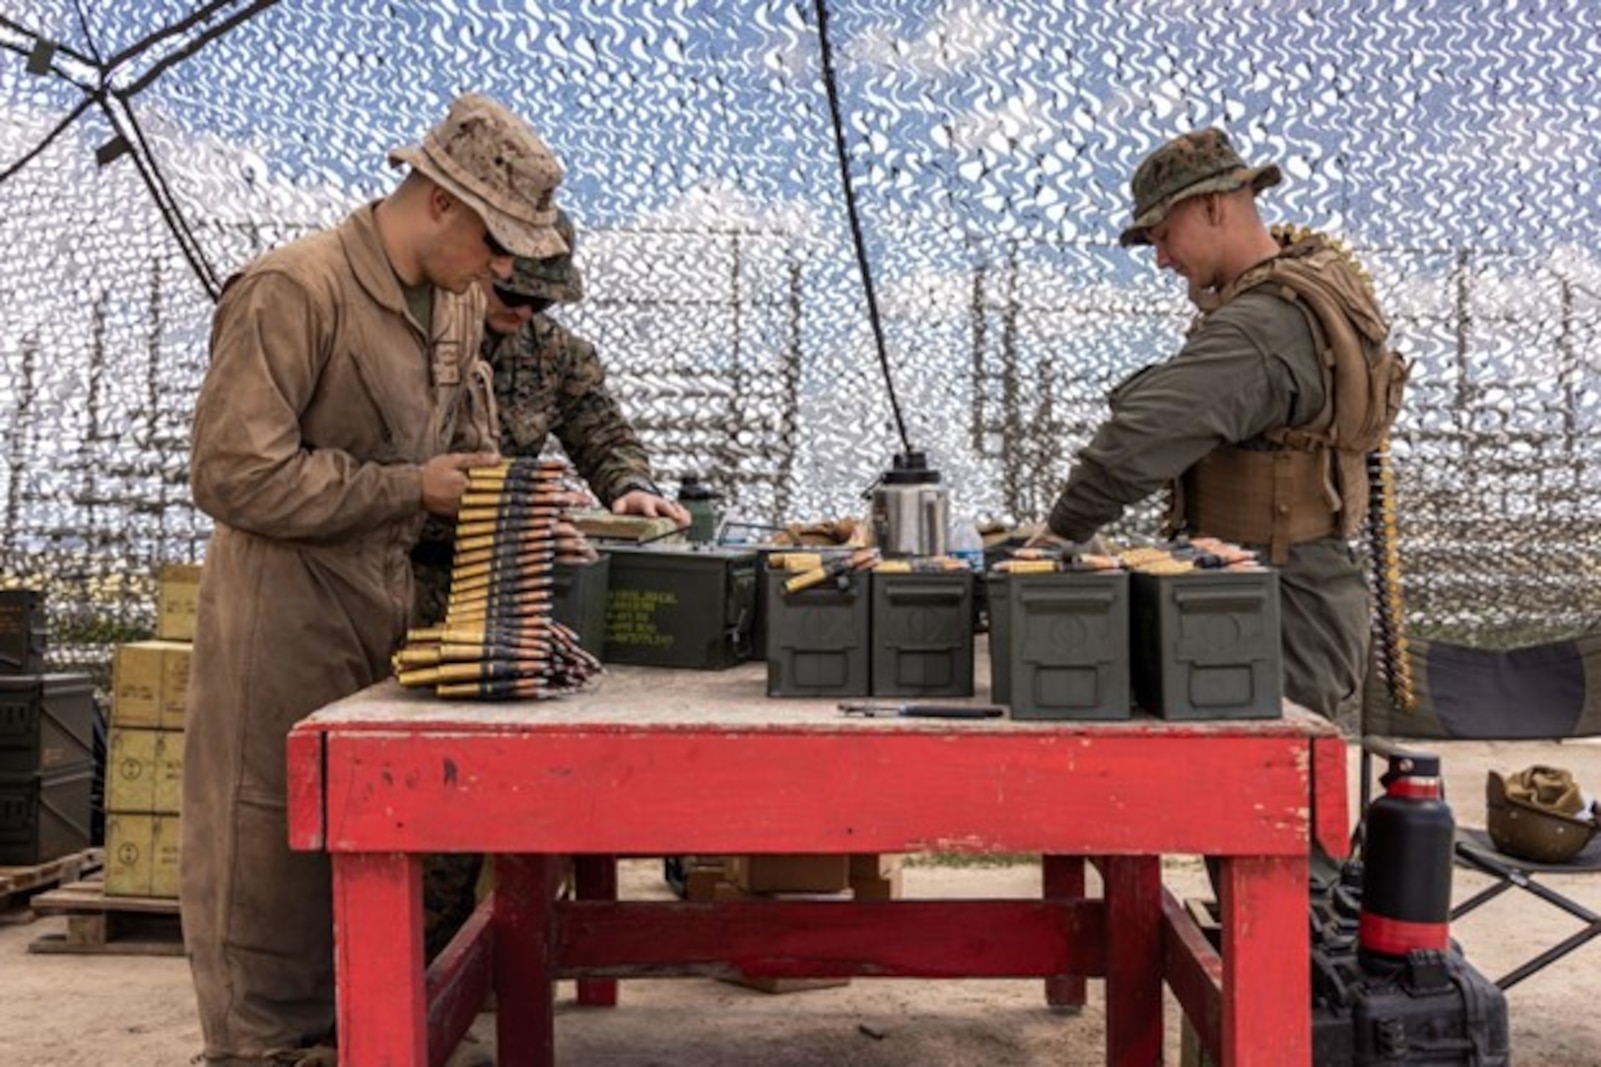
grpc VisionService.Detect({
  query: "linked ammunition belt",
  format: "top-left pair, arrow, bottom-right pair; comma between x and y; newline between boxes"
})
394,458 -> 603,700
1367,434 -> 1415,712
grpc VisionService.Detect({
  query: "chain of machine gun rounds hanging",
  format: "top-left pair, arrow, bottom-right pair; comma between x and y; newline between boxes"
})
1367,436 -> 1416,713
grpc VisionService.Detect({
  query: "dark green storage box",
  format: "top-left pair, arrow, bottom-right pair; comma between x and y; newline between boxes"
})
0,760 -> 95,865
550,556 -> 611,656
603,545 -> 757,669
0,673 -> 98,773
1130,569 -> 1283,720
746,544 -> 799,662
870,571 -> 975,697
989,571 -> 1131,720
765,565 -> 870,697
0,589 -> 46,676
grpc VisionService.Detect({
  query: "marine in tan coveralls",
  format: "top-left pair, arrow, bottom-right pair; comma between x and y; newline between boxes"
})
181,94 -> 567,1066
1047,129 -> 1402,726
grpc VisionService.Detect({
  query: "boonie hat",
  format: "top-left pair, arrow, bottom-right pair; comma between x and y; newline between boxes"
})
1486,765 -> 1599,864
1119,127 -> 1282,247
499,209 -> 585,305
389,92 -> 567,259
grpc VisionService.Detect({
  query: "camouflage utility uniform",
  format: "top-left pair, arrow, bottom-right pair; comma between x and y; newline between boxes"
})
415,214 -> 661,960
412,214 -> 657,629
410,314 -> 654,627
489,314 -> 654,499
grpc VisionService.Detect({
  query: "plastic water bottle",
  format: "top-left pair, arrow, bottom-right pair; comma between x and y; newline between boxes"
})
949,519 -> 985,572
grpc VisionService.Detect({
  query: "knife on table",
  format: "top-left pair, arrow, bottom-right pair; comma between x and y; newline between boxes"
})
838,701 -> 1007,719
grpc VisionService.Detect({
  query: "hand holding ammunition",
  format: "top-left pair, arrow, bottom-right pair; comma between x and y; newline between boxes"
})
422,451 -> 503,517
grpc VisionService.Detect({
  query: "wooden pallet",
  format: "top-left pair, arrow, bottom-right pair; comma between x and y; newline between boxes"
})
28,874 -> 183,956
0,848 -> 104,921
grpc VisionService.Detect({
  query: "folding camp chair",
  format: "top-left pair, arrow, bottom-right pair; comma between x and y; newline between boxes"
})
1361,634 -> 1601,989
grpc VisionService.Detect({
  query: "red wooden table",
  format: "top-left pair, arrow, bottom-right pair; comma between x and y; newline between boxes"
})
287,660 -> 1347,1066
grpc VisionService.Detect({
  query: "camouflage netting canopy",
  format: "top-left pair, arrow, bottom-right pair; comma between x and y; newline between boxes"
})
2,0 -> 1599,676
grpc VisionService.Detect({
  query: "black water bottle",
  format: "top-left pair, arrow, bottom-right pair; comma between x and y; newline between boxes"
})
1358,745 -> 1455,969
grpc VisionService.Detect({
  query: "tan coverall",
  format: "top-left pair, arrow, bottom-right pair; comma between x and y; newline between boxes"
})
181,204 -> 486,1063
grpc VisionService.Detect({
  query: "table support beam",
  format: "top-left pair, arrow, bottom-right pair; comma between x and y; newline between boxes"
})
1043,854 -> 1089,1011
573,855 -> 619,1006
1221,854 -> 1308,1065
554,897 -> 1106,979
333,852 -> 426,1065
494,854 -> 565,1067
1102,855 -> 1163,1066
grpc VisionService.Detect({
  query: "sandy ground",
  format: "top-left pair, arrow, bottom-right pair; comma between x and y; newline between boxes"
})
3,737 -> 1600,1066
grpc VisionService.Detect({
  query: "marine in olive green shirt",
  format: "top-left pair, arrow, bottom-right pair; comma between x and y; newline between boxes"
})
1047,291 -> 1369,726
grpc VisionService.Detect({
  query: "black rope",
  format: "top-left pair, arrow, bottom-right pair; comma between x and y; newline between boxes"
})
123,0 -> 284,98
811,0 -> 911,455
0,96 -> 92,185
0,34 -> 98,92
0,1 -> 281,297
0,15 -> 98,65
69,0 -> 102,65
106,0 -> 242,70
102,92 -> 223,300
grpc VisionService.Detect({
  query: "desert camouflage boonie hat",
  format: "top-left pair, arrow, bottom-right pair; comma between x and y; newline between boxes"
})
500,209 -> 585,305
1119,127 -> 1282,247
1486,765 -> 1599,864
388,92 -> 567,259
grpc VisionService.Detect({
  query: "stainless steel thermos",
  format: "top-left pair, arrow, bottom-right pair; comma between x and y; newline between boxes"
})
870,450 -> 949,558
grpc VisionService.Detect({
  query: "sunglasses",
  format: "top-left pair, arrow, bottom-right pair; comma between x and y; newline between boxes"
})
483,231 -> 513,258
492,284 -> 550,311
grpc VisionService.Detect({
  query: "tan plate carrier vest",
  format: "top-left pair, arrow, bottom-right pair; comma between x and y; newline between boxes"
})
1173,232 -> 1406,564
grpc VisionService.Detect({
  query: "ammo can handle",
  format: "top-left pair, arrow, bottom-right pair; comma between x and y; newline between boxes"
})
882,580 -> 967,604
1016,586 -> 1117,610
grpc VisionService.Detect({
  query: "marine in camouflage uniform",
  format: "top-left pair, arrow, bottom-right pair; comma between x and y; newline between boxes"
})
411,209 -> 680,628
415,211 -> 686,961
1048,128 -> 1399,729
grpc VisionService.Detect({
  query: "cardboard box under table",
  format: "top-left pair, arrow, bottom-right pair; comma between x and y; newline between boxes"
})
286,662 -> 1349,1066
103,812 -> 181,898
112,640 -> 192,730
155,563 -> 202,642
105,727 -> 184,815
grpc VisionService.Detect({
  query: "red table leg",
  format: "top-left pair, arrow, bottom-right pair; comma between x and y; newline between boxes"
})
1101,855 -> 1163,1066
573,855 -> 618,1007
332,852 -> 427,1066
1043,854 -> 1087,1012
495,854 -> 563,1067
1219,854 -> 1309,1066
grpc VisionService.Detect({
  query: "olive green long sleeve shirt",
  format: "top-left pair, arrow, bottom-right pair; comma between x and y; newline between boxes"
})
1047,291 -> 1323,541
